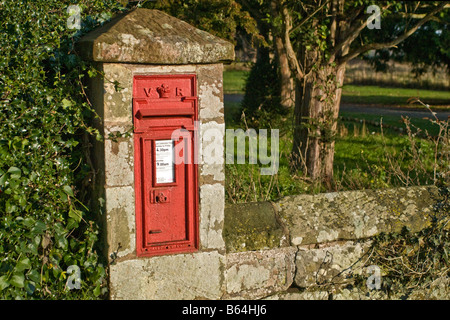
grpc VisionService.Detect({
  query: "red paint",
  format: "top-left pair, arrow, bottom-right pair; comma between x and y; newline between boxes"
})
133,74 -> 198,257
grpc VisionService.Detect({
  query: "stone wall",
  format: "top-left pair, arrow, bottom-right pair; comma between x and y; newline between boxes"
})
223,185 -> 449,300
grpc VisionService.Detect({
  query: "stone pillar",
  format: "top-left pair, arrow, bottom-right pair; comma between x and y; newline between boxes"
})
77,8 -> 234,299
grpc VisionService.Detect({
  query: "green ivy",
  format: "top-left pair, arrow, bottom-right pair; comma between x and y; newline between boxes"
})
0,0 -> 125,299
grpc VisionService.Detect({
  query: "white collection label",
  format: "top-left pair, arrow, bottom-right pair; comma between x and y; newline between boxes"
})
155,140 -> 174,183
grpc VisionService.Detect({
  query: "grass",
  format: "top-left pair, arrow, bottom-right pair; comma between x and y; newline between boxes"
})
223,68 -> 449,203
345,57 -> 449,91
339,111 -> 442,136
225,117 -> 441,203
222,69 -> 450,108
341,84 -> 450,108
225,97 -> 446,203
223,69 -> 248,94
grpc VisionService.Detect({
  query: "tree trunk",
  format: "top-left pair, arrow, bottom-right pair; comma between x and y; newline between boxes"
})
291,63 -> 347,185
274,35 -> 294,110
270,0 -> 294,111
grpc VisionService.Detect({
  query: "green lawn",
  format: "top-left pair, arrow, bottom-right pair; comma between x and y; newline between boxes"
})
223,69 -> 450,108
341,84 -> 450,107
223,69 -> 248,94
339,111 -> 442,136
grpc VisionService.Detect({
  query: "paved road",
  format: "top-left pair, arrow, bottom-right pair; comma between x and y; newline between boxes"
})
224,94 -> 450,120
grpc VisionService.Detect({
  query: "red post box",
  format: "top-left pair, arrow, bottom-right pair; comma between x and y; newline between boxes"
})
133,74 -> 198,257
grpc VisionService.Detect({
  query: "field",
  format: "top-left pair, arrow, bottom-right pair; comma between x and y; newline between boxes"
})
223,66 -> 450,203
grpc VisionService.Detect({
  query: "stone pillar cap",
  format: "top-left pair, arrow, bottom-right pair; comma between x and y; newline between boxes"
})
77,8 -> 235,64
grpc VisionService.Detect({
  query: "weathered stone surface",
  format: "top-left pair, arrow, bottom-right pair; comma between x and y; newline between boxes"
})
104,138 -> 134,187
294,240 -> 372,288
224,186 -> 437,252
276,186 -> 437,245
224,247 -> 296,299
200,121 -> 225,181
197,64 -> 225,122
266,278 -> 450,300
224,202 -> 288,253
264,288 -> 329,300
105,186 -> 136,258
77,9 -> 235,64
200,183 -> 225,251
331,277 -> 450,300
109,251 -> 225,299
102,64 -> 133,123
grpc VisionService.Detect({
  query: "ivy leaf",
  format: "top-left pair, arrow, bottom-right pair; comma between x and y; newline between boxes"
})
87,68 -> 97,78
0,174 -> 7,186
93,284 -> 101,297
25,282 -> 36,295
66,218 -> 79,230
15,257 -> 31,272
61,98 -> 73,108
28,269 -> 41,283
10,274 -> 25,288
63,185 -> 74,197
56,234 -> 68,250
69,208 -> 83,224
0,275 -> 10,290
7,166 -> 21,179
31,221 -> 47,235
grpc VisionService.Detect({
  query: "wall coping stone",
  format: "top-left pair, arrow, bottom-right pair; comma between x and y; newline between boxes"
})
224,186 -> 439,251
76,8 -> 235,64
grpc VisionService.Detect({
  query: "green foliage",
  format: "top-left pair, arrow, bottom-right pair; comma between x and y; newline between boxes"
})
0,0 -> 125,299
241,49 -> 287,128
355,176 -> 449,298
143,0 -> 260,44
224,98 -> 449,203
361,2 -> 450,77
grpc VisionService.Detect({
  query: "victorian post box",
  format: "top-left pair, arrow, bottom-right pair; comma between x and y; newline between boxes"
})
78,8 -> 235,298
133,74 -> 198,257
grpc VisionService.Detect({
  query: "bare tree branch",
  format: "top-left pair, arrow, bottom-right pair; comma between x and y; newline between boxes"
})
329,0 -> 338,46
279,1 -> 305,82
337,1 -> 448,67
289,0 -> 330,35
328,3 -> 393,64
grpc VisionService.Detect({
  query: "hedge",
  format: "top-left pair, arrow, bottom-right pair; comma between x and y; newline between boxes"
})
0,0 -> 126,299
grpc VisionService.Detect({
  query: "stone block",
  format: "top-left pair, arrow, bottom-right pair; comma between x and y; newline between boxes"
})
199,183 -> 225,251
294,241 -> 371,289
263,288 -> 329,300
224,247 -> 296,299
77,9 -> 235,65
105,186 -> 136,258
275,186 -> 437,245
224,202 -> 288,253
200,121 -> 225,181
104,137 -> 134,187
197,64 -> 224,122
102,64 -> 133,123
109,251 -> 225,299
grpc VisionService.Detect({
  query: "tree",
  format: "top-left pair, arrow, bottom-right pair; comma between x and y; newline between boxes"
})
271,0 -> 448,184
361,5 -> 450,83
142,0 -> 260,43
140,1 -> 448,185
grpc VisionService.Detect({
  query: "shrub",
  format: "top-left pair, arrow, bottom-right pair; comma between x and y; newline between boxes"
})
0,0 -> 125,299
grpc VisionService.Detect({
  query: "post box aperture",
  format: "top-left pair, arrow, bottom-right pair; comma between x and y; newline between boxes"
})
133,74 -> 198,257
